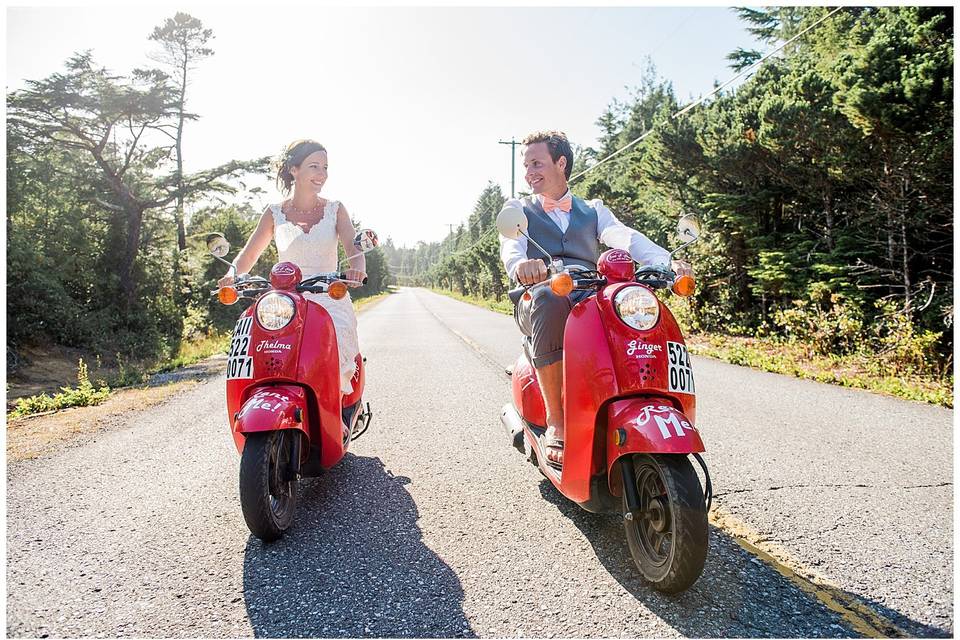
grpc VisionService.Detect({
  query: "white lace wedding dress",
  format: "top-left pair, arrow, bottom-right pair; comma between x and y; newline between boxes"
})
270,201 -> 359,394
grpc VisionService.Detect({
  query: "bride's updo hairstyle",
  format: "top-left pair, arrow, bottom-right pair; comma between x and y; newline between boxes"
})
276,139 -> 327,195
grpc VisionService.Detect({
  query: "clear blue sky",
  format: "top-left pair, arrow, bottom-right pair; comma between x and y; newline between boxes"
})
7,6 -> 763,247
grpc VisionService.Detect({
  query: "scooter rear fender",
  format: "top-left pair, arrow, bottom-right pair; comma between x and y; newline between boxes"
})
605,398 -> 704,496
232,384 -> 309,453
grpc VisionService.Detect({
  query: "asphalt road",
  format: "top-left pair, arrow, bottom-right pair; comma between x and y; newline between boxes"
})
7,287 -> 953,637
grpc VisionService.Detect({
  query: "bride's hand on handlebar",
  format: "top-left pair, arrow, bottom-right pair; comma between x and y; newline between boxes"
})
217,273 -> 235,288
345,269 -> 367,287
672,260 -> 693,278
516,259 -> 548,285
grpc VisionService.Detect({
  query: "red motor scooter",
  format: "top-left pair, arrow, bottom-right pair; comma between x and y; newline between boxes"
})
207,230 -> 378,542
497,208 -> 711,593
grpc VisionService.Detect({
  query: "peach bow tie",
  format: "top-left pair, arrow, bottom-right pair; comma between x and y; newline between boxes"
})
541,194 -> 572,213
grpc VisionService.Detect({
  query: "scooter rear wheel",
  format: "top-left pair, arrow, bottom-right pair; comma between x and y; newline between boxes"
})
623,453 -> 707,593
239,431 -> 299,542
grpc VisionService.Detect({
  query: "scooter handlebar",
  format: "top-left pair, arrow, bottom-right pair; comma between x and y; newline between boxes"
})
633,264 -> 676,290
211,271 -> 369,298
210,274 -> 269,297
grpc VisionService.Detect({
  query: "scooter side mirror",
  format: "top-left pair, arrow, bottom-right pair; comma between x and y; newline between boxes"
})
677,215 -> 701,242
496,206 -> 527,240
353,229 -> 379,253
206,233 -> 231,258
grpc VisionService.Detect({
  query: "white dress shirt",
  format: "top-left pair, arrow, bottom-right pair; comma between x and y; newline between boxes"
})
499,191 -> 671,281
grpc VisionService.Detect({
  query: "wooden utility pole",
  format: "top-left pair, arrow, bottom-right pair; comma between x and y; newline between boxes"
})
498,137 -> 520,197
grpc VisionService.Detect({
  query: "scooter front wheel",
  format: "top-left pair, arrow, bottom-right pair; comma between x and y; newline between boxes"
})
622,453 -> 707,593
239,431 -> 299,542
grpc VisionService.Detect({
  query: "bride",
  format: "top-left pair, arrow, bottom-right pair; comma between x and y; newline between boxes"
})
218,139 -> 366,394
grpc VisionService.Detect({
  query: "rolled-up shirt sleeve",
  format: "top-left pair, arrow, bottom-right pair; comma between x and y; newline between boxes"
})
498,198 -> 528,281
592,198 -> 671,267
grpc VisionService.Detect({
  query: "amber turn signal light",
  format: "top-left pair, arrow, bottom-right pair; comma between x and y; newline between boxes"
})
672,274 -> 696,297
550,273 -> 575,297
328,280 -> 348,300
218,286 -> 239,305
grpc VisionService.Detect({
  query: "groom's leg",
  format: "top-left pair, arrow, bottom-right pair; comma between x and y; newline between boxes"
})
515,287 -> 574,432
535,360 -> 564,431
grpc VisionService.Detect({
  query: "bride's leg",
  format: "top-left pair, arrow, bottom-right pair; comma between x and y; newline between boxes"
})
332,301 -> 360,395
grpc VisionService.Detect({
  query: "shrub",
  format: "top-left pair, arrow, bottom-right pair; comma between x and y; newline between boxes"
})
10,359 -> 110,418
772,294 -> 865,356
872,300 -> 945,378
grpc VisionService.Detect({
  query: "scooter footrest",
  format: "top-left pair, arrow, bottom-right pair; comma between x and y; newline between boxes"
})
342,402 -> 359,430
350,402 -> 372,441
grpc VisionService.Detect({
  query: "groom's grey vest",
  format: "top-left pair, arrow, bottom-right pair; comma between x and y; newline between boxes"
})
522,195 -> 600,271
507,196 -> 600,305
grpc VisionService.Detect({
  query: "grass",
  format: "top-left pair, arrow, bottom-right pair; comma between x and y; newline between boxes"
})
431,288 -> 514,315
354,289 -> 394,312
431,288 -> 953,408
8,334 -> 231,419
148,332 -> 232,376
8,359 -> 110,419
686,334 -> 953,408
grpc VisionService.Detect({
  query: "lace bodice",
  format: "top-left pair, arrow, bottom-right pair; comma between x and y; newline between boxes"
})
269,199 -> 358,394
270,200 -> 340,274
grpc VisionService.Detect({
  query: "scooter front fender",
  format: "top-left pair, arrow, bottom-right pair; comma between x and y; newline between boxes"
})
606,398 -> 704,496
232,385 -> 309,453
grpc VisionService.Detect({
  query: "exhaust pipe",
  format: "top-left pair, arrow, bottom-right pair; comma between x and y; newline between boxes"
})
500,404 -> 526,454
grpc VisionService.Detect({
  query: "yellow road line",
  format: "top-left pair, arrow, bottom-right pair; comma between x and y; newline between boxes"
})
710,508 -> 907,638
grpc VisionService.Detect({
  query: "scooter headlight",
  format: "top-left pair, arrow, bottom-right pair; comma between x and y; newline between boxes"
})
614,286 -> 660,331
256,293 -> 296,331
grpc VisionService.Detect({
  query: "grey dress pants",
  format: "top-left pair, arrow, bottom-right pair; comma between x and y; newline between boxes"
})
514,286 -> 592,368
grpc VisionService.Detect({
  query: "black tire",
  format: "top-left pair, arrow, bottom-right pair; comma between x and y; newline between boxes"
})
239,431 -> 299,542
623,453 -> 708,593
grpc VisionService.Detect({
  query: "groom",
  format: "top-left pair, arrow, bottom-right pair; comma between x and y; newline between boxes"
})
499,130 -> 691,468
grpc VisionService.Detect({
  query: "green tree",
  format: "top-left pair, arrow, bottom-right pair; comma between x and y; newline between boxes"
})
8,52 -> 270,309
148,12 -> 215,251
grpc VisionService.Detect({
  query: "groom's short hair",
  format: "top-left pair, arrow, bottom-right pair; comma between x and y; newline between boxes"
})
522,130 -> 573,180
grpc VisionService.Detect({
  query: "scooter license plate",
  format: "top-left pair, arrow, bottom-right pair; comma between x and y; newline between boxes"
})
227,316 -> 254,380
667,341 -> 695,394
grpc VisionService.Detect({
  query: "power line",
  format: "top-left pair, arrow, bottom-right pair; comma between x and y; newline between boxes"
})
420,9 -> 847,276
641,7 -> 698,65
568,6 -> 845,184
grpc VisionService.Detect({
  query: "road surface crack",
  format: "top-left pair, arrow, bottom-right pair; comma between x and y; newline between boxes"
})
902,482 -> 952,489
714,480 -> 952,499
713,482 -> 870,497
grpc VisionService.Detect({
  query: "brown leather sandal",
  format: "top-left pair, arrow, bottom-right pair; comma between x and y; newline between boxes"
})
542,434 -> 564,470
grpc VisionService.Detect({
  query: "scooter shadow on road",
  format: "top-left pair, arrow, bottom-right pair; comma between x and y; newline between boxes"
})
535,480 -> 949,638
242,454 -> 476,638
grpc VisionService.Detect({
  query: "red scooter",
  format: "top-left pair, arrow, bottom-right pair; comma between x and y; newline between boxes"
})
497,208 -> 711,593
207,230 -> 378,542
